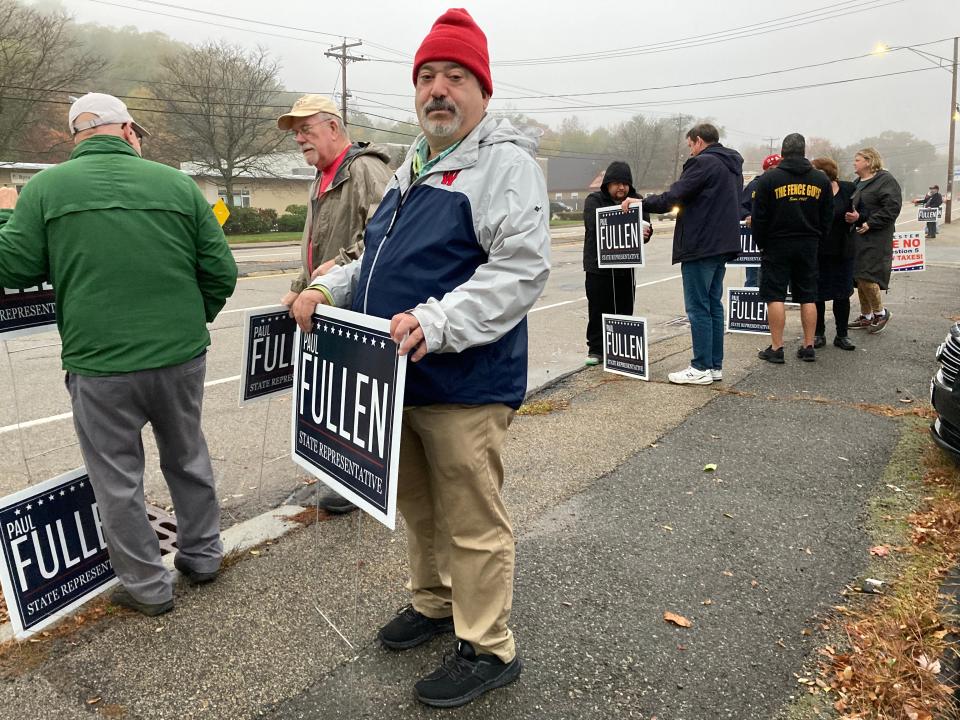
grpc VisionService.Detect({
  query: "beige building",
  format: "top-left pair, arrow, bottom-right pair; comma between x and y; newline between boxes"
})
180,152 -> 314,214
0,163 -> 53,193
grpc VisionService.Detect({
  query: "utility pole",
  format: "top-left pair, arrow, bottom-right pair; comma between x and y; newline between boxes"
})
763,136 -> 778,155
324,39 -> 365,126
672,114 -> 684,182
947,36 -> 958,224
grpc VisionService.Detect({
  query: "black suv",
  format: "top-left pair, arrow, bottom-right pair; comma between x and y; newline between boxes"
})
931,323 -> 960,460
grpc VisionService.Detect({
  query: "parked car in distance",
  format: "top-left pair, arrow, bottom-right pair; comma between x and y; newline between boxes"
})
550,201 -> 573,217
931,322 -> 960,462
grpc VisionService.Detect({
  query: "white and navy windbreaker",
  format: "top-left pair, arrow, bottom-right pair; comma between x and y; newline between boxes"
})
310,115 -> 551,409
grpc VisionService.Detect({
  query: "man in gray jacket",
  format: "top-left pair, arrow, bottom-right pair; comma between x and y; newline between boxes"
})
278,94 -> 392,514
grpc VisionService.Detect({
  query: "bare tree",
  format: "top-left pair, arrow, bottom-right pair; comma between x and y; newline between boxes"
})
156,42 -> 287,205
608,115 -> 677,189
0,0 -> 105,158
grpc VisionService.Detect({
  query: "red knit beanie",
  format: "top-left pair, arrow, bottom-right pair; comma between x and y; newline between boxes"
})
413,8 -> 492,97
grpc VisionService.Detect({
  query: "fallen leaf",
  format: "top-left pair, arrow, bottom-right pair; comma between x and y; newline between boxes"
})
661,525 -> 674,532
723,513 -> 734,519
801,628 -> 812,636
903,703 -> 932,720
86,698 -> 102,705
249,550 -> 261,556
703,463 -> 717,472
898,398 -> 913,404
702,599 -> 713,606
870,545 -> 890,557
842,665 -> 853,680
561,601 -> 572,607
933,629 -> 950,640
837,456 -> 849,461
663,611 -> 693,628
916,655 -> 941,674
722,570 -> 734,577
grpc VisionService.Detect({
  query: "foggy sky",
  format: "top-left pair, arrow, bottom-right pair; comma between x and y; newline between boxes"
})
54,0 -> 960,151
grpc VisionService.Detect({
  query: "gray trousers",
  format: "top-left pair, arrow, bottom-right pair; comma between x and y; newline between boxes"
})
66,353 -> 222,604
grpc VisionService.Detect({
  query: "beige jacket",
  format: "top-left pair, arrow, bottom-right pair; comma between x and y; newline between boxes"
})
290,142 -> 392,293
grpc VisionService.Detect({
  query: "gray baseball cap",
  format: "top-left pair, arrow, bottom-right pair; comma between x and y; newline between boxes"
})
68,93 -> 150,137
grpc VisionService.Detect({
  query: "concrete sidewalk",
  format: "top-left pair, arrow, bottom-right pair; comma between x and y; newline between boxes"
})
0,229 -> 954,719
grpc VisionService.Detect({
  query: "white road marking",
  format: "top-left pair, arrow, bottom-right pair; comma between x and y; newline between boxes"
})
1,275 -> 683,435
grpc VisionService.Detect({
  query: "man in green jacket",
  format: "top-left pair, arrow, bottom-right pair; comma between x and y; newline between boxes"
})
0,93 -> 237,616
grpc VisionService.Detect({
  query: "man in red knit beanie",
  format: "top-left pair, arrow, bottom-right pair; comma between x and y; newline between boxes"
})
292,6 -> 551,710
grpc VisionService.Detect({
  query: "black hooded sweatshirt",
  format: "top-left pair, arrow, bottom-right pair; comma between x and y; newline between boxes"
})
752,156 -> 833,250
582,161 -> 651,273
641,143 -> 744,264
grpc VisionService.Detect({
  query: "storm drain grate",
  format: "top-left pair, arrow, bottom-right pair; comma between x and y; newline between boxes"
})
145,503 -> 178,556
661,316 -> 690,327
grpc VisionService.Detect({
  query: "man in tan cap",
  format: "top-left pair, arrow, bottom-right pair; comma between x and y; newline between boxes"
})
277,95 -> 391,514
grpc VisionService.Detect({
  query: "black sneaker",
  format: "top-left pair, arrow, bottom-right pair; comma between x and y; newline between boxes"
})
758,345 -> 785,364
174,554 -> 219,585
813,335 -> 826,349
414,639 -> 522,708
378,604 -> 454,650
110,587 -> 173,617
833,336 -> 856,351
797,345 -> 816,362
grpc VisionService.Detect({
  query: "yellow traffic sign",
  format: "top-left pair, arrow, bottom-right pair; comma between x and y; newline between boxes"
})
212,198 -> 230,227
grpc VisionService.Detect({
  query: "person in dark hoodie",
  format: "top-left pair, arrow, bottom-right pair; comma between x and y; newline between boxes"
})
752,133 -> 833,363
740,153 -> 781,288
623,123 -> 743,385
582,161 -> 652,365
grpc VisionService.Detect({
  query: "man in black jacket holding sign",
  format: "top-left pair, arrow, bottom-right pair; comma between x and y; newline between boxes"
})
582,161 -> 651,366
752,133 -> 833,363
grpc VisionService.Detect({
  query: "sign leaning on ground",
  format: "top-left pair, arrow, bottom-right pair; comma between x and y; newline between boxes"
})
726,287 -> 769,334
0,283 -> 56,340
0,467 -> 116,639
602,313 -> 649,380
917,206 -> 944,223
892,231 -> 925,273
596,203 -> 644,268
291,306 -> 407,530
726,222 -> 761,267
239,304 -> 297,406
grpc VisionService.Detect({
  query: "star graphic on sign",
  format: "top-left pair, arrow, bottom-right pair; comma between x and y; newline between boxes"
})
380,340 -> 386,349
362,336 -> 368,344
70,486 -> 75,492
338,328 -> 343,336
48,494 -> 54,501
323,324 -> 328,333
14,508 -> 20,515
37,499 -> 43,505
60,490 -> 65,496
79,481 -> 85,487
25,504 -> 32,511
353,332 -> 359,341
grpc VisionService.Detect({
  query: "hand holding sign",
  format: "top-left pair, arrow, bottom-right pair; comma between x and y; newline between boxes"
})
391,312 -> 427,362
292,288 -> 329,332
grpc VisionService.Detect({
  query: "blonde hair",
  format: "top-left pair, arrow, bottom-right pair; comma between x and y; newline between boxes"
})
855,147 -> 883,173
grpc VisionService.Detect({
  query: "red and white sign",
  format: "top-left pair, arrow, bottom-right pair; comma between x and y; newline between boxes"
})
892,232 -> 925,273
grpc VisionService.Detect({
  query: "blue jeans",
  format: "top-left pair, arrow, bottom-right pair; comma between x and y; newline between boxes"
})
745,266 -> 759,288
681,256 -> 728,371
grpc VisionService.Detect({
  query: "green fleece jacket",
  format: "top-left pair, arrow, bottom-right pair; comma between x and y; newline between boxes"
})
0,135 -> 237,375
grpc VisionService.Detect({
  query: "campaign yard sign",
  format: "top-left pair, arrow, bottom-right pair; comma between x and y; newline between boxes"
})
596,204 -> 645,268
726,222 -> 761,267
726,287 -> 769,334
892,231 -> 925,273
291,306 -> 406,530
0,283 -> 56,340
602,314 -> 649,380
917,206 -> 944,223
0,468 -> 116,639
239,305 -> 297,406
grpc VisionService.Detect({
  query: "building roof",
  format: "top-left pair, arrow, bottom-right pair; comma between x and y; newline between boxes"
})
180,151 -> 315,181
545,156 -> 605,192
0,162 -> 55,171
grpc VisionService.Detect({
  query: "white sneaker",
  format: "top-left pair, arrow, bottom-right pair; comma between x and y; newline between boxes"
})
711,369 -> 723,381
668,366 -> 713,385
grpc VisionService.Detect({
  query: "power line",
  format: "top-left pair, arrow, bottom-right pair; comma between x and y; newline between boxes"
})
492,0 -> 906,65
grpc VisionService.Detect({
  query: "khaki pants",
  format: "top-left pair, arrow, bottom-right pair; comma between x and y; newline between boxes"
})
398,403 -> 516,662
856,281 -> 884,315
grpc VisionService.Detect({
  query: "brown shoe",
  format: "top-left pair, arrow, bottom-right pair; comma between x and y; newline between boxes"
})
849,315 -> 873,330
869,309 -> 891,334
